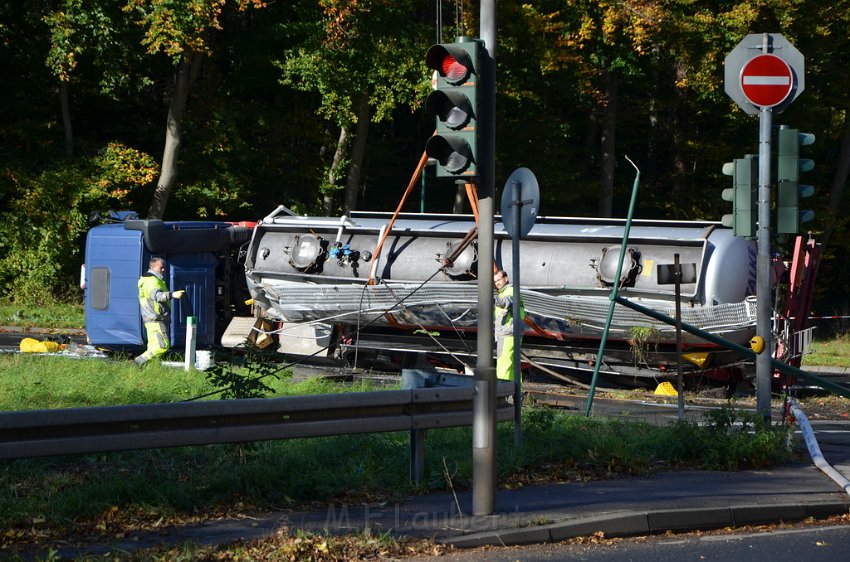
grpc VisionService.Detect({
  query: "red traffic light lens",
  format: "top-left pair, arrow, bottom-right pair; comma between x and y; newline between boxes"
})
426,44 -> 474,85
441,55 -> 468,82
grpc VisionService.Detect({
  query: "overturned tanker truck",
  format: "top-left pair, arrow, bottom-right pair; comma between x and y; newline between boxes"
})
83,206 -> 815,388
239,206 -> 764,387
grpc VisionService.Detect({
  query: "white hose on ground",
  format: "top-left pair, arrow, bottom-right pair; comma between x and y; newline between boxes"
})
789,397 -> 850,497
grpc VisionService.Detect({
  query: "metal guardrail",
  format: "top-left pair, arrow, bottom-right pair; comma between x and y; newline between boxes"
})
0,383 -> 515,482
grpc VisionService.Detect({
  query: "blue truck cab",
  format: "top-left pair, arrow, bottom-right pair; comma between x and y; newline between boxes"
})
83,219 -> 253,352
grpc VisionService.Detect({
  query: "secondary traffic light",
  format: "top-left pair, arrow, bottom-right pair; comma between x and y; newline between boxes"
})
721,154 -> 758,238
424,38 -> 480,177
776,125 -> 815,235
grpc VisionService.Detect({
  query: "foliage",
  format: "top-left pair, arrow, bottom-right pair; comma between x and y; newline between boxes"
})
43,0 -> 140,91
274,0 -> 432,211
0,141 -> 157,304
203,346 -> 290,399
278,0 -> 429,127
628,325 -> 660,366
90,141 -> 159,204
123,0 -> 268,60
511,405 -> 789,478
1,1 -> 850,310
0,167 -> 89,303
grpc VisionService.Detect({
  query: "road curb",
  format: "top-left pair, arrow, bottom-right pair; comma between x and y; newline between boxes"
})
0,325 -> 86,336
440,501 -> 850,548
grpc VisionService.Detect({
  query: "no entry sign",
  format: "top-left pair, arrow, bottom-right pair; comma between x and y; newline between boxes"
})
739,54 -> 793,108
725,34 -> 804,114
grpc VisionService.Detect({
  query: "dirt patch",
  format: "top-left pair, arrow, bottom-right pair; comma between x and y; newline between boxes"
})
792,394 -> 850,421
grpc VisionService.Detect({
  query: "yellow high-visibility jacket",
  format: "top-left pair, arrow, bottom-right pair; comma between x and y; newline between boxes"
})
138,272 -> 171,323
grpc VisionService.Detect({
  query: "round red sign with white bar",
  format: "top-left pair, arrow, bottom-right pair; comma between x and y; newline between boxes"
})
739,54 -> 793,108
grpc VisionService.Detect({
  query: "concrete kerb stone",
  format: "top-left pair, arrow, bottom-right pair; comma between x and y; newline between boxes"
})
440,501 -> 850,549
646,507 -> 733,532
441,511 -> 653,548
804,502 -> 850,519
548,512 -> 651,542
730,502 -> 849,526
456,526 -> 553,548
731,503 -> 808,525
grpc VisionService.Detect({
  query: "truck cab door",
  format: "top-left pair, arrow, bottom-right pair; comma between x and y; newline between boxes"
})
169,253 -> 217,348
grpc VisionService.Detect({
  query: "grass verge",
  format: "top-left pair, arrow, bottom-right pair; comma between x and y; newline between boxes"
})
1,410 -> 790,543
802,335 -> 850,368
0,355 -> 792,554
0,300 -> 84,330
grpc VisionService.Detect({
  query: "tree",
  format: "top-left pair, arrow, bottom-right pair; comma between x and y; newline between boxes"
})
44,0 -> 148,159
519,1 -> 666,217
123,0 -> 267,219
278,0 -> 430,214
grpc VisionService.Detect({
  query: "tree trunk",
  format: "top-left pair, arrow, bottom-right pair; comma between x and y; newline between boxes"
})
645,49 -> 661,190
598,70 -> 618,218
582,110 -> 600,180
669,61 -> 688,217
342,91 -> 370,214
324,126 -> 349,215
147,52 -> 203,219
59,81 -> 73,158
822,109 -> 850,249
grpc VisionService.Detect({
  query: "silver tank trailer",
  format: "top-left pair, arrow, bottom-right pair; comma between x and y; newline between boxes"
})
242,208 -> 758,378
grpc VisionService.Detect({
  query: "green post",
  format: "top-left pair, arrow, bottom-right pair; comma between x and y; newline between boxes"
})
184,315 -> 197,371
584,156 -> 640,417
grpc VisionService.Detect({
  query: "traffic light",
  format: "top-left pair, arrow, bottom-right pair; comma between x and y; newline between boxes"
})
424,38 -> 480,177
776,125 -> 815,235
721,154 -> 758,238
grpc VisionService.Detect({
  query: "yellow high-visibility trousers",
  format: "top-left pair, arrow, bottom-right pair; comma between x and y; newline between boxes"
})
496,335 -> 517,381
135,321 -> 170,365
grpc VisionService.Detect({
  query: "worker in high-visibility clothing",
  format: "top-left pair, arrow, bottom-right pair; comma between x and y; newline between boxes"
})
135,257 -> 184,365
494,269 -> 525,381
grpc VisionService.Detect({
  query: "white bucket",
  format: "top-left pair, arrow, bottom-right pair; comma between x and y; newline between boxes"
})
194,350 -> 215,371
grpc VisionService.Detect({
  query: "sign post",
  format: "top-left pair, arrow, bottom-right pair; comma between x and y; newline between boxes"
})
724,33 -> 805,423
500,167 -> 539,449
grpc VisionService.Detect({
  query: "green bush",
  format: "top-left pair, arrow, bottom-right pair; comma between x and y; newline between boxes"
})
0,167 -> 88,303
0,142 -> 157,304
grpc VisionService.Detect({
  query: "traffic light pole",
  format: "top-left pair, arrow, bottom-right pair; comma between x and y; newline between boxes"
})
723,33 -> 807,423
756,104 -> 773,423
472,0 -> 497,516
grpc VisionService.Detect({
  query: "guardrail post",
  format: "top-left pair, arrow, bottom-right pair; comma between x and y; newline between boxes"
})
410,429 -> 425,484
